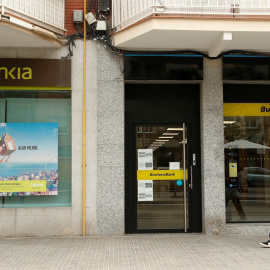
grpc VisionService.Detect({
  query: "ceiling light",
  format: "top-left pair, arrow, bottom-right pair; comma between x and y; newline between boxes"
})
167,128 -> 183,131
159,136 -> 173,139
162,133 -> 179,136
156,140 -> 169,142
224,121 -> 236,124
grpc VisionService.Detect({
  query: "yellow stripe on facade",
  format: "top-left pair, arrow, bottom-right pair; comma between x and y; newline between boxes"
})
0,86 -> 71,90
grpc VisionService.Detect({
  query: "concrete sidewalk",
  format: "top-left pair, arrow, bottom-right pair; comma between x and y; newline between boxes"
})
0,234 -> 269,270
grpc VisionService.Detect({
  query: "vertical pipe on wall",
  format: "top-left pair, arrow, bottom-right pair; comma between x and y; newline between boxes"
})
82,0 -> 87,237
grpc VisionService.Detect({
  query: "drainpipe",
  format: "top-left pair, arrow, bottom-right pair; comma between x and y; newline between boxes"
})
82,0 -> 86,237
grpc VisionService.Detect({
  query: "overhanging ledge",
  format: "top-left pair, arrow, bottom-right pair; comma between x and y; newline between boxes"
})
112,17 -> 270,56
0,19 -> 64,48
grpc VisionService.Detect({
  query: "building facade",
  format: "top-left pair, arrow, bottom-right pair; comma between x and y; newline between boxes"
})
0,0 -> 270,236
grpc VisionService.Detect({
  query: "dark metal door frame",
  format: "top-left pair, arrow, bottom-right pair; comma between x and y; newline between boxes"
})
125,84 -> 202,234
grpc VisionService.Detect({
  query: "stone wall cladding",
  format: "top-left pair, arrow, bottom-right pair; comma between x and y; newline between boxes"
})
96,46 -> 124,235
201,58 -> 226,235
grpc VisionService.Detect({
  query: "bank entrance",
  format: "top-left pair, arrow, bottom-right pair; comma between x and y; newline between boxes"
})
125,84 -> 202,233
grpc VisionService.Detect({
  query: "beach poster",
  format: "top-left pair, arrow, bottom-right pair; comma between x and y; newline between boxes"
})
0,123 -> 58,196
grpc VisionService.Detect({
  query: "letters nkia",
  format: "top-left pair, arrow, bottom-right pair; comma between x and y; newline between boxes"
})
0,67 -> 32,80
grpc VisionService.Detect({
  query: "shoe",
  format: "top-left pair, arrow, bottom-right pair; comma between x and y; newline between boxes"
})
238,216 -> 247,221
260,240 -> 270,247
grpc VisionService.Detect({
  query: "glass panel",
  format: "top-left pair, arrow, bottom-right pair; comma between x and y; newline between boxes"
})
224,106 -> 270,222
0,91 -> 71,207
0,99 -> 5,122
136,125 -> 188,230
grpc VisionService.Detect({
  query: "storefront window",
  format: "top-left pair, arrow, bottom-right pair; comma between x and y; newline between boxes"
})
224,103 -> 270,222
0,90 -> 71,207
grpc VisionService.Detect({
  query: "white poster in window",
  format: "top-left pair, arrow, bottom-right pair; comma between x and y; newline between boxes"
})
169,162 -> 180,170
138,149 -> 153,170
138,180 -> 153,201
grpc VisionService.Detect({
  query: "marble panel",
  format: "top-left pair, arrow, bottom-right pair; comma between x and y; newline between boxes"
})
225,224 -> 270,235
85,206 -> 97,235
201,58 -> 226,235
16,48 -> 46,58
97,144 -> 124,167
0,48 -> 17,58
0,215 -> 16,236
97,80 -> 124,112
97,47 -> 124,82
15,213 -> 72,237
44,48 -> 62,59
0,208 -> 16,216
97,206 -> 125,235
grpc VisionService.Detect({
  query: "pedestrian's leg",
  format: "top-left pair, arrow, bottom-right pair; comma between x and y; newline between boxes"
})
232,196 -> 246,219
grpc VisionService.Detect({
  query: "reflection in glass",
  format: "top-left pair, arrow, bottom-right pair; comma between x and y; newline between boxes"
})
224,112 -> 270,222
136,126 -> 188,230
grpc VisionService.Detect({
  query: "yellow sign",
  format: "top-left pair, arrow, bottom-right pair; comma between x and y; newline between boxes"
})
229,163 -> 237,178
137,170 -> 187,180
0,180 -> 47,193
0,67 -> 32,80
224,103 -> 270,116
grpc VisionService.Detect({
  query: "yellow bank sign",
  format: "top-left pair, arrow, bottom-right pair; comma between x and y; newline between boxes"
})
137,170 -> 187,180
224,103 -> 270,116
0,58 -> 71,89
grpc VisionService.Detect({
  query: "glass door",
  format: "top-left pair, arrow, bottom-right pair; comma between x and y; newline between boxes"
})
136,124 -> 191,231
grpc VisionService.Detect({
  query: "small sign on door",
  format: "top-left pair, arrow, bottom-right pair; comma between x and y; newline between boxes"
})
169,162 -> 180,170
138,180 -> 153,201
138,149 -> 153,170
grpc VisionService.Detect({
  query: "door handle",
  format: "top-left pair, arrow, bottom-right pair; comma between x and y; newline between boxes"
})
189,165 -> 193,189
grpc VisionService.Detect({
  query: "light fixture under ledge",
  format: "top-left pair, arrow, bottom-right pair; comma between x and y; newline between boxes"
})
152,142 -> 165,145
156,139 -> 169,142
224,121 -> 236,124
167,128 -> 183,131
159,136 -> 173,139
162,133 -> 179,136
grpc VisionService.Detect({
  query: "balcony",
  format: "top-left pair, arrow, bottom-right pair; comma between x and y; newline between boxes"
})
112,0 -> 270,57
0,0 -> 66,48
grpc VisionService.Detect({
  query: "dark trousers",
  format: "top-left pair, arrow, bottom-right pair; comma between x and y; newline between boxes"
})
225,187 -> 246,217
